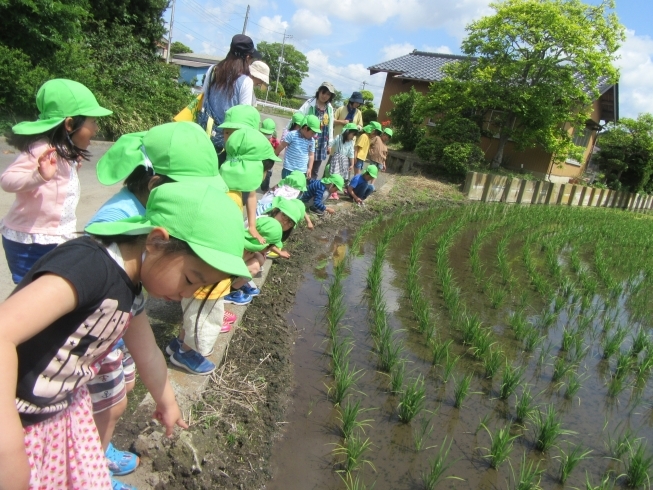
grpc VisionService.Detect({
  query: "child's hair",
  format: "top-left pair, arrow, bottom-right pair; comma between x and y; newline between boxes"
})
343,129 -> 357,141
262,159 -> 275,172
268,208 -> 295,241
290,123 -> 301,131
8,116 -> 90,161
90,233 -> 198,257
123,166 -> 176,197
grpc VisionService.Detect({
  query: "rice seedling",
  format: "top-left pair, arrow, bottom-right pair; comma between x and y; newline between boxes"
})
490,286 -> 508,309
523,327 -> 543,353
330,336 -> 354,373
607,375 -> 626,398
453,373 -> 473,408
509,310 -> 529,341
552,357 -> 576,383
531,404 -> 573,452
413,415 -> 434,452
584,472 -> 615,490
536,309 -> 558,329
564,372 -> 583,400
561,277 -> 576,298
514,387 -> 535,424
561,327 -> 575,352
500,363 -> 525,400
615,351 -> 634,379
338,473 -> 374,490
431,338 -> 452,367
332,432 -> 375,474
331,360 -> 363,405
606,425 -> 639,459
510,452 -> 544,490
476,412 -> 492,435
337,399 -> 373,440
480,423 -> 519,469
421,436 -> 463,490
483,347 -> 504,378
442,351 -> 460,383
374,325 -> 403,373
602,327 -> 627,360
537,342 -> 554,368
630,327 -> 650,357
472,329 -> 494,359
558,443 -> 592,483
397,375 -> 426,423
554,294 -> 567,313
389,360 -> 405,394
621,441 -> 653,488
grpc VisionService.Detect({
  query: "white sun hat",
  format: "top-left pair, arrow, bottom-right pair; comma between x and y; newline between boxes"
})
250,61 -> 270,85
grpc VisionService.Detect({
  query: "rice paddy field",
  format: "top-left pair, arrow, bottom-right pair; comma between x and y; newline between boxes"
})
267,203 -> 653,490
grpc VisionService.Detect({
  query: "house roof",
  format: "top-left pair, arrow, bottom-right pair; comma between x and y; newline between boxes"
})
368,50 -> 472,82
172,53 -> 223,67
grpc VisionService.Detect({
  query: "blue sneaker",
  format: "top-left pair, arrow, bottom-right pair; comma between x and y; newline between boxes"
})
223,290 -> 253,305
170,349 -> 216,375
240,283 -> 260,296
165,337 -> 182,356
106,442 -> 139,476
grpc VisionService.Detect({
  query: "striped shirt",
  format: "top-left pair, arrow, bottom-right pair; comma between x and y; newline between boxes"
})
301,179 -> 329,212
283,130 -> 315,172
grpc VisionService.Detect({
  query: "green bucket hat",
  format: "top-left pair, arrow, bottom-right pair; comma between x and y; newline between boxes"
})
303,115 -> 321,133
260,118 -> 276,135
383,128 -> 394,138
365,165 -> 378,178
369,121 -> 383,133
291,112 -> 305,126
96,122 -> 227,191
342,122 -> 359,132
218,105 -> 261,130
321,174 -> 344,192
244,217 -> 283,252
12,79 -> 112,135
221,128 -> 281,192
270,197 -> 305,226
362,125 -> 373,134
85,182 -> 250,278
278,170 -> 307,191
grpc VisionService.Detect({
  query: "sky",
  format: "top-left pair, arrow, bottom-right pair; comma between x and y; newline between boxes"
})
166,0 -> 653,119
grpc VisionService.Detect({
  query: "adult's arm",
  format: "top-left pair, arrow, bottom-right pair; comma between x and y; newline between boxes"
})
327,104 -> 335,146
333,106 -> 349,125
238,77 -> 254,106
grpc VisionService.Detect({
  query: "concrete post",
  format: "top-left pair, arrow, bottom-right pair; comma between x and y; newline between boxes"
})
546,183 -> 562,205
569,185 -> 582,206
503,178 -> 522,203
604,190 -> 615,207
578,187 -> 591,206
588,188 -> 601,207
532,181 -> 550,204
557,184 -> 572,205
596,189 -> 608,207
464,172 -> 487,200
482,175 -> 508,202
517,180 -> 536,204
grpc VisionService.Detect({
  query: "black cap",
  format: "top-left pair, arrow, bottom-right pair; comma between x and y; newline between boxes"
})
230,34 -> 261,59
349,91 -> 365,104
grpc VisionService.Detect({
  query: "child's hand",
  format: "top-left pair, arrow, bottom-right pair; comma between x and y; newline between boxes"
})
37,147 -> 58,181
279,250 -> 291,259
326,207 -> 335,215
355,197 -> 363,205
307,222 -> 314,230
153,400 -> 188,437
250,227 -> 266,245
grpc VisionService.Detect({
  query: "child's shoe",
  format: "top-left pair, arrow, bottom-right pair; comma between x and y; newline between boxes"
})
165,337 -> 182,356
240,283 -> 261,296
223,311 -> 237,325
106,443 -> 139,476
220,323 -> 232,333
170,348 -> 216,375
223,290 -> 253,305
309,206 -> 325,216
111,478 -> 137,490
267,251 -> 280,259
328,192 -> 339,200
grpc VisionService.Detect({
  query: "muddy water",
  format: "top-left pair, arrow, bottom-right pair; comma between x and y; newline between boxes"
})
267,214 -> 653,489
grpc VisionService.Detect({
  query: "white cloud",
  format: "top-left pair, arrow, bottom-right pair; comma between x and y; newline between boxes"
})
201,41 -> 218,55
291,9 -> 332,39
422,44 -> 452,54
184,33 -> 195,42
301,49 -> 386,106
299,0 -> 492,37
380,43 -> 415,61
256,14 -> 289,36
615,29 -> 653,119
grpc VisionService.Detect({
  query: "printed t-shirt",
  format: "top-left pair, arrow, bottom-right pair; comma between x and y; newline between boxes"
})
282,130 -> 315,172
14,236 -> 140,426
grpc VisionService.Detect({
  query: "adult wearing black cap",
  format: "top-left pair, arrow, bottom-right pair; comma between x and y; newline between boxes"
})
334,91 -> 365,136
197,34 -> 262,163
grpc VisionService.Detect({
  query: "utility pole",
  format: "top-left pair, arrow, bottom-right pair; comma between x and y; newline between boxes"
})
275,30 -> 293,95
242,5 -> 250,35
361,81 -> 367,91
166,0 -> 176,64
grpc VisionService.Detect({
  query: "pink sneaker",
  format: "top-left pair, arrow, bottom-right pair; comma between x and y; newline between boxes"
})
220,323 -> 232,334
329,192 -> 339,200
223,311 -> 237,325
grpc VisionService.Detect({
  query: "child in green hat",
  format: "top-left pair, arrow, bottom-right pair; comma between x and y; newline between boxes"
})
217,105 -> 261,152
254,170 -> 313,230
353,121 -> 383,176
347,165 -> 378,204
258,196 -> 306,259
326,122 -> 358,199
1,182 -> 248,489
259,118 -> 279,192
368,124 -> 391,171
1,79 -> 112,285
275,114 -> 320,179
87,121 -> 228,483
300,174 -> 345,216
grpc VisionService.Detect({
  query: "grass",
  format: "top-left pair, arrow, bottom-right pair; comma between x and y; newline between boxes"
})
442,351 -> 460,383
331,360 -> 363,405
481,423 -> 519,469
330,336 -> 354,373
585,473 -> 615,490
483,347 -> 504,378
500,362 -> 525,400
453,373 -> 474,408
552,356 -> 576,383
413,415 -> 435,452
622,441 -> 653,488
558,444 -> 592,483
564,372 -> 583,400
602,327 -> 627,359
338,398 -> 373,440
606,426 -> 639,459
332,432 -> 375,474
531,404 -> 573,453
389,360 -> 406,394
515,387 -> 535,424
338,473 -> 375,490
511,452 -> 544,490
421,436 -> 462,489
631,327 -> 650,357
431,339 -> 452,367
397,375 -> 426,423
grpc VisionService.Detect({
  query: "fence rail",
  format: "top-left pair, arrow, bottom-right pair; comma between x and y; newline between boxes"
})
462,171 -> 653,211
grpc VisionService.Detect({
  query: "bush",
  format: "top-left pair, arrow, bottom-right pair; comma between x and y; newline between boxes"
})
388,87 -> 425,151
362,108 -> 378,125
440,143 -> 485,178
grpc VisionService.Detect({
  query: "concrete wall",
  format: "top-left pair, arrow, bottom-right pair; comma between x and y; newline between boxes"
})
462,171 -> 653,211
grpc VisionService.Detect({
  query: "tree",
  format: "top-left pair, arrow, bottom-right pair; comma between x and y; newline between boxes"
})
388,87 -> 426,152
332,90 -> 344,107
422,0 -> 624,168
88,0 -> 168,47
256,41 -> 308,98
594,114 -> 653,192
170,41 -> 192,55
361,89 -> 374,110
